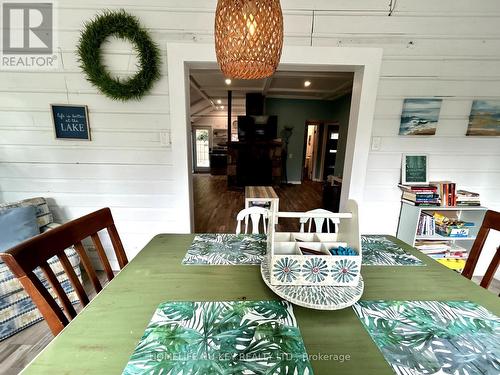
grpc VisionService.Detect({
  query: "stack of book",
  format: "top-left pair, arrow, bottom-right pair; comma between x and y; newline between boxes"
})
433,212 -> 474,238
417,212 -> 435,236
456,190 -> 481,206
431,181 -> 457,207
415,240 -> 450,256
399,184 -> 440,206
415,240 -> 468,271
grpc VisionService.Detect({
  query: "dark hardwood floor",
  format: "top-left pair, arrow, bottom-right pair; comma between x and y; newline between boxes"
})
193,174 -> 324,233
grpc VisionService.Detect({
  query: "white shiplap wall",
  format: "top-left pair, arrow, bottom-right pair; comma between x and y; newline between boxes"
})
1,0 -> 499,269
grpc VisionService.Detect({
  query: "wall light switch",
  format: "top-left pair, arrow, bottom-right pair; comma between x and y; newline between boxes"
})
289,153 -> 293,159
371,137 -> 381,151
160,131 -> 171,146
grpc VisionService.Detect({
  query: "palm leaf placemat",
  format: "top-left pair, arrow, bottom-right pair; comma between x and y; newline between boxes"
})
362,236 -> 424,266
123,300 -> 313,374
182,234 -> 267,265
353,300 -> 500,375
184,235 -> 424,266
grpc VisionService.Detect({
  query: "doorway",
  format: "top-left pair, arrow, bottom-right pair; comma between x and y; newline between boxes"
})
192,126 -> 211,173
303,123 -> 318,181
302,121 -> 342,183
322,123 -> 340,179
167,43 -> 382,232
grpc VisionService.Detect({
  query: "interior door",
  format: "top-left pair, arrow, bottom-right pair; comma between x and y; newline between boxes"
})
192,127 -> 211,173
323,124 -> 339,179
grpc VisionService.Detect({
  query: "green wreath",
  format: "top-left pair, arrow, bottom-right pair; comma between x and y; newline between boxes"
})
77,10 -> 161,101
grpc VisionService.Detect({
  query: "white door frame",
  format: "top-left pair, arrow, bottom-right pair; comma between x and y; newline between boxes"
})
167,43 -> 382,232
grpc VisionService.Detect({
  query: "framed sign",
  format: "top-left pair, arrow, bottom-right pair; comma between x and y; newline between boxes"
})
51,104 -> 90,140
402,154 -> 428,185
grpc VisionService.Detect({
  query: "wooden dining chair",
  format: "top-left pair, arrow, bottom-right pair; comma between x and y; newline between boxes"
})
236,207 -> 270,234
462,209 -> 500,289
0,208 -> 128,336
299,208 -> 339,233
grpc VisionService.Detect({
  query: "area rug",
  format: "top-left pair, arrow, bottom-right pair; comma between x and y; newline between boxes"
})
353,300 -> 500,375
361,235 -> 424,266
123,300 -> 313,375
182,234 -> 267,265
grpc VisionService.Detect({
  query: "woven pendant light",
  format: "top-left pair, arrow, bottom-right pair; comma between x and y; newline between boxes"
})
215,0 -> 284,80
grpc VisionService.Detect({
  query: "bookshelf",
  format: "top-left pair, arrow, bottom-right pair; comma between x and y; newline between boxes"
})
396,203 -> 488,252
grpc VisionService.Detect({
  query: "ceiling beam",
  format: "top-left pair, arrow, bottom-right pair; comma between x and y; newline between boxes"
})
190,69 -> 353,79
326,88 -> 353,101
190,99 -> 212,116
191,106 -> 216,123
272,71 -> 353,79
201,86 -> 341,94
321,80 -> 353,100
262,77 -> 273,95
190,76 -> 215,109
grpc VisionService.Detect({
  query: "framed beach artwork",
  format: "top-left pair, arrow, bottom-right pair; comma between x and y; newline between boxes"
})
399,98 -> 442,135
466,100 -> 500,136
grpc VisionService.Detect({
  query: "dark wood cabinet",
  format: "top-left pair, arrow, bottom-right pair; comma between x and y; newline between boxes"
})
227,141 -> 282,189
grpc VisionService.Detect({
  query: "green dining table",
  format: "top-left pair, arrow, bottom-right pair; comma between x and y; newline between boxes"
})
23,234 -> 500,374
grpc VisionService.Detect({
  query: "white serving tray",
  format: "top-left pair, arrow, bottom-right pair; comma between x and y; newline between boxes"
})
261,257 -> 364,310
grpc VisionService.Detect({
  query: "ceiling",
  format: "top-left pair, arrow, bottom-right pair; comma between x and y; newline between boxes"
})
190,69 -> 354,122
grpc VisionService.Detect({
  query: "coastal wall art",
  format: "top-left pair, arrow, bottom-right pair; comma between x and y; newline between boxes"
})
399,98 -> 442,136
466,100 -> 500,136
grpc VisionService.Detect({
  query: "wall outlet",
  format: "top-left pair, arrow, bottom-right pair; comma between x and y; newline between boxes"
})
371,137 -> 381,151
160,131 -> 171,146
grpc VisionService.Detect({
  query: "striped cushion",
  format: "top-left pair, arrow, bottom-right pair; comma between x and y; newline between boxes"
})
0,248 -> 81,341
0,197 -> 53,231
0,199 -> 81,341
0,247 -> 80,296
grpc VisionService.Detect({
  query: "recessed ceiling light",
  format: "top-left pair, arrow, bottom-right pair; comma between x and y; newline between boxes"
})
304,80 -> 311,87
225,78 -> 232,85
220,105 -> 225,110
216,99 -> 222,104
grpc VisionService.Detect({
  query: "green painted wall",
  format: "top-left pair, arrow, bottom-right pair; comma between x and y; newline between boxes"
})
265,96 -> 351,183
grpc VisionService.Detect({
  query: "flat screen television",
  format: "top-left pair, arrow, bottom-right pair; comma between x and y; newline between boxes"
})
237,115 -> 277,141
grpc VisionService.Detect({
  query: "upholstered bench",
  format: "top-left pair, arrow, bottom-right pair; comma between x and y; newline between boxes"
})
0,197 -> 81,340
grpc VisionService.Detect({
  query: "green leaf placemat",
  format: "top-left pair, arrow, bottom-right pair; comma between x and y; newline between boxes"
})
362,235 -> 424,266
182,234 -> 267,265
353,300 -> 500,375
123,300 -> 313,375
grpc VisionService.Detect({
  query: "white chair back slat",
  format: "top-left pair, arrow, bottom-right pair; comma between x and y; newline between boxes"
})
236,207 -> 270,235
300,208 -> 339,233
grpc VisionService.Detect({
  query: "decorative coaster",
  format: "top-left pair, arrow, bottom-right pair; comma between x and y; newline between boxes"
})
182,234 -> 266,265
261,258 -> 364,311
353,300 -> 500,375
361,235 -> 424,266
123,300 -> 313,375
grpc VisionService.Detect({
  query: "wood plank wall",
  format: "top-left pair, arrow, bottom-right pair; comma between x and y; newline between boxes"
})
0,0 -> 499,269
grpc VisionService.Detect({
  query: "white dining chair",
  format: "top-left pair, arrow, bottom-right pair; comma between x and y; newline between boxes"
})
236,207 -> 270,235
299,208 -> 339,233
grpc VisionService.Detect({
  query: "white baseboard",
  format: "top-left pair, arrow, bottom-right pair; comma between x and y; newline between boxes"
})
286,180 -> 302,185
